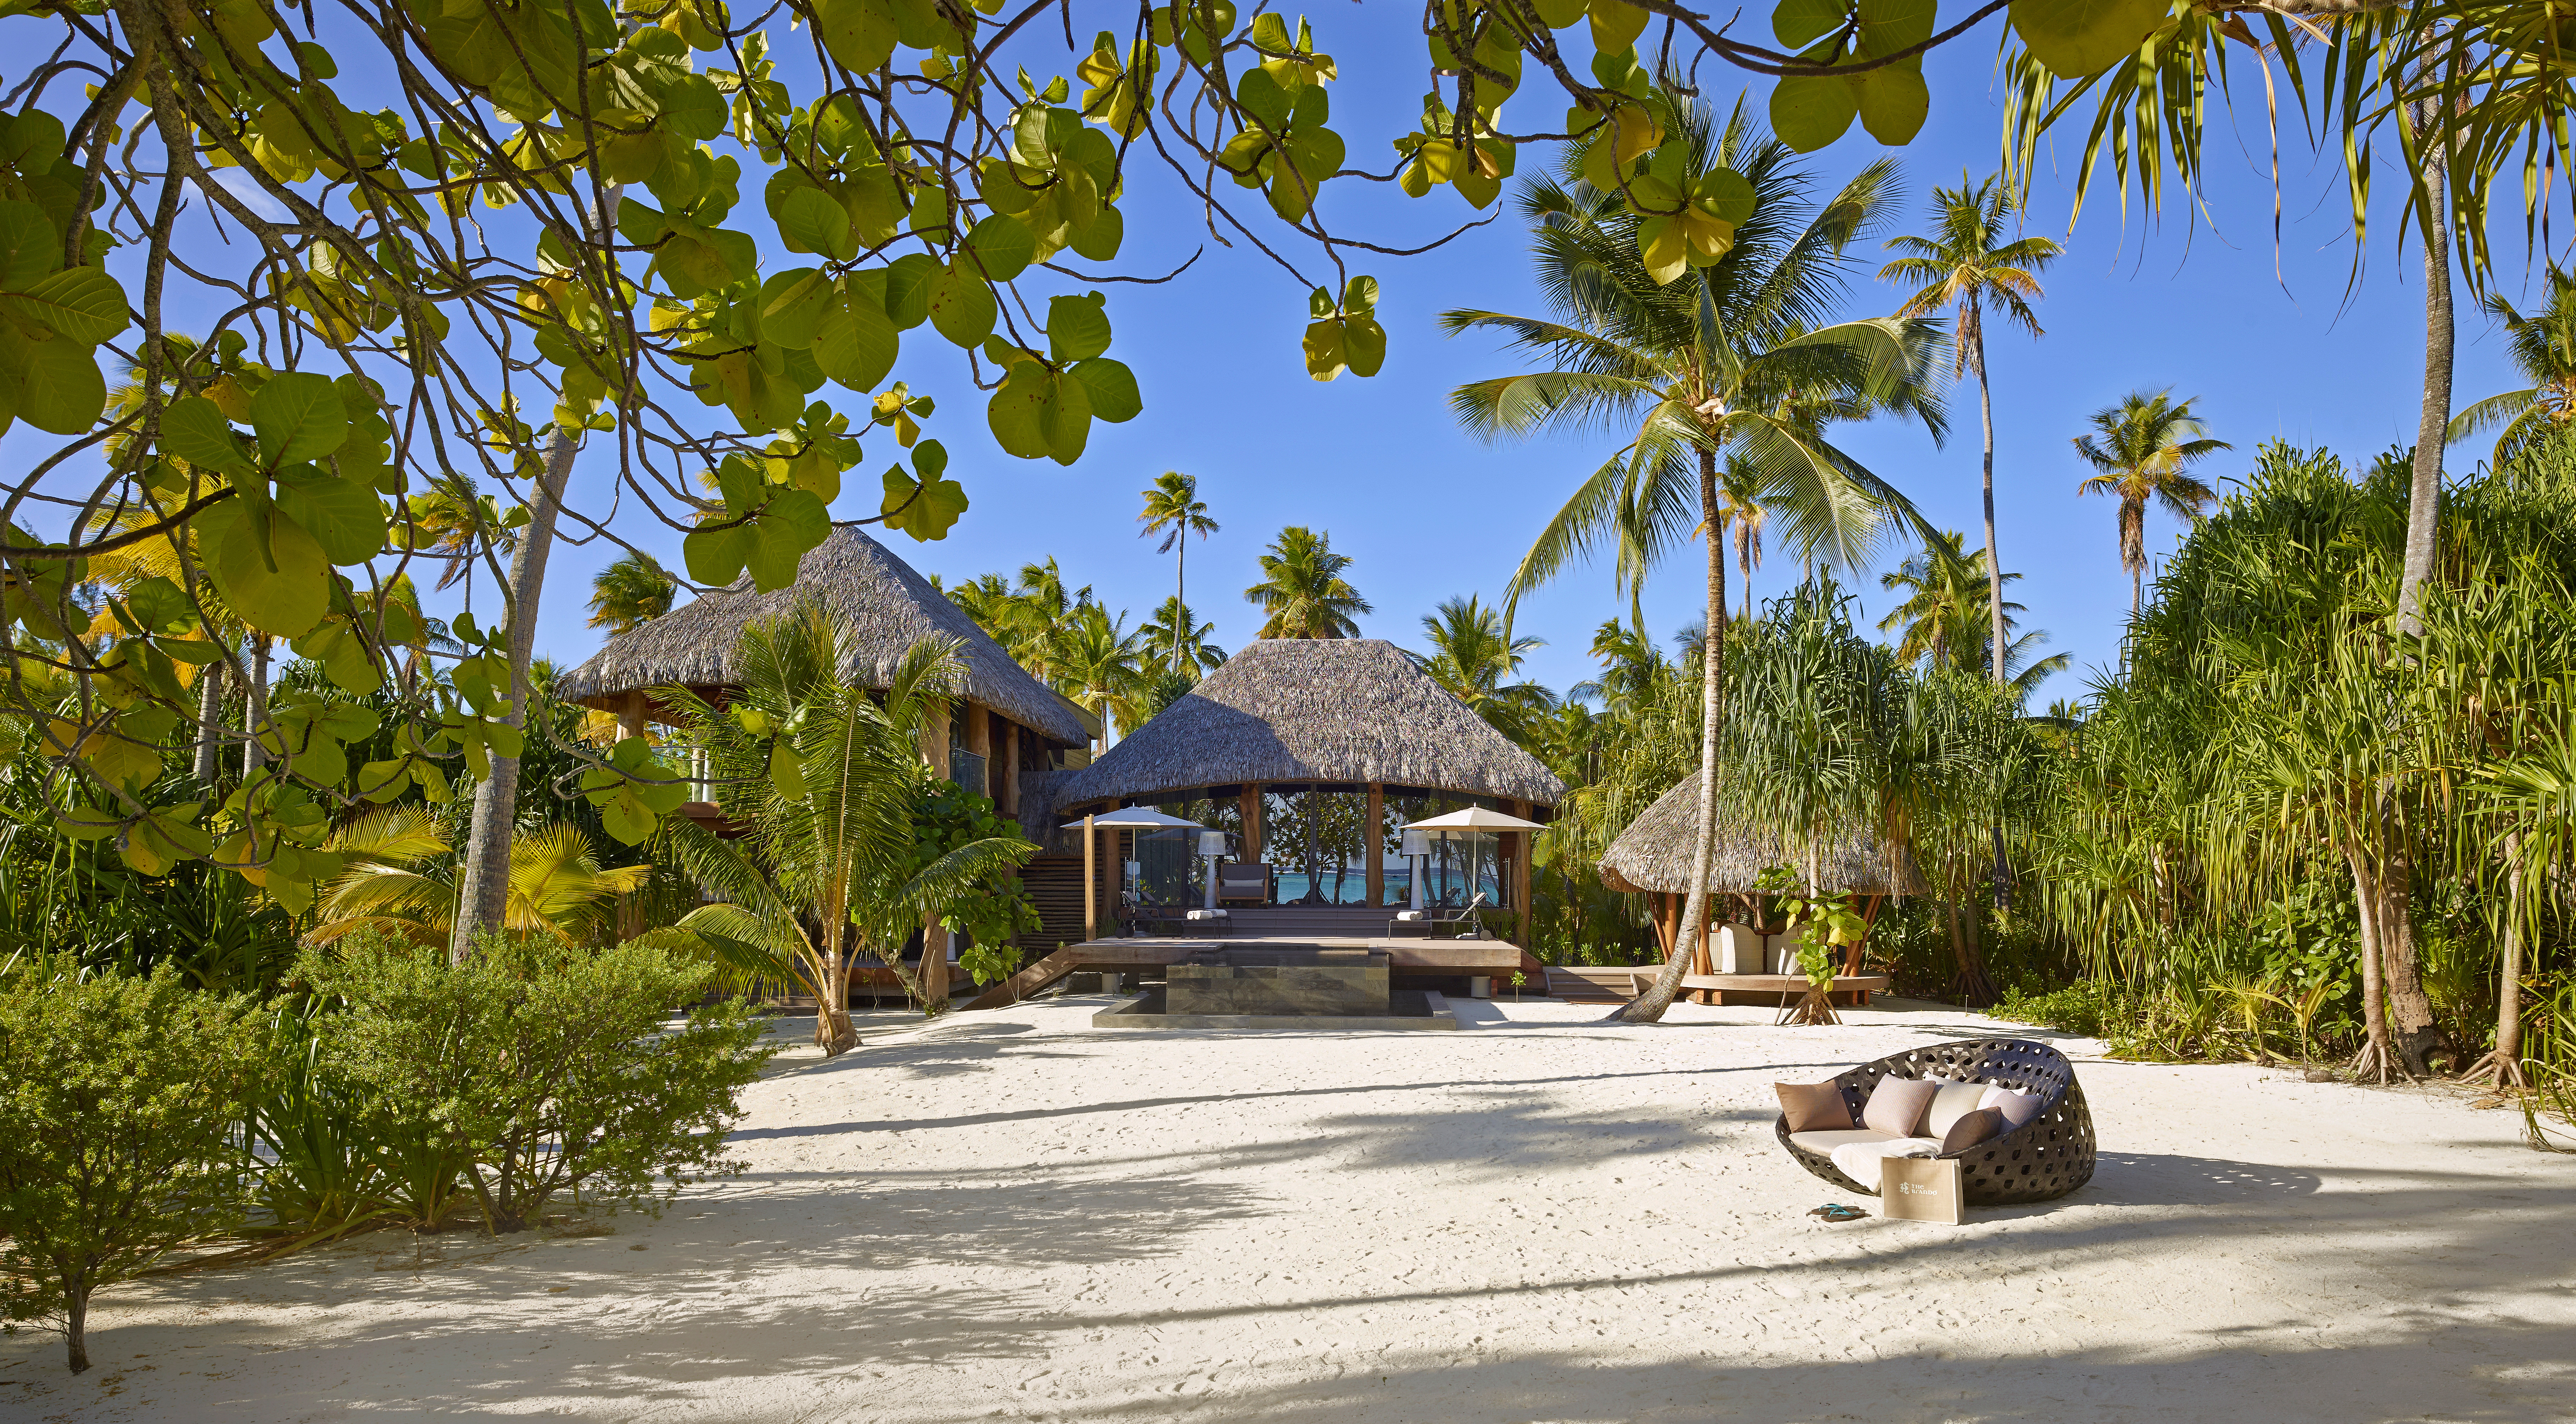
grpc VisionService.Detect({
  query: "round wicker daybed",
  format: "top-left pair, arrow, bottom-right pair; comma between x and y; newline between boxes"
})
1775,1038 -> 2097,1206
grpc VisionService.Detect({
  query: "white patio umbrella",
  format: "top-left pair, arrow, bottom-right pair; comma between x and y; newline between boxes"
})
1399,808 -> 1548,912
1079,807 -> 1216,935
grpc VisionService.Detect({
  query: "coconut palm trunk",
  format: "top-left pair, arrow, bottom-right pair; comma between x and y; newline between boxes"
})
2373,798 -> 2458,1076
450,184 -> 622,960
192,657 -> 224,785
2347,844 -> 2394,1082
1964,299 -> 2009,686
1619,451 -> 1726,1023
451,423 -> 580,960
2396,96 -> 2452,635
2465,832 -> 2527,1088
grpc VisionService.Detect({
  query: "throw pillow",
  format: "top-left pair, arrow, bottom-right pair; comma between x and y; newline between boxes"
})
1940,1106 -> 2007,1154
1861,1075 -> 1941,1138
1978,1085 -> 2045,1130
1921,1081 -> 1990,1137
1774,1081 -> 1855,1132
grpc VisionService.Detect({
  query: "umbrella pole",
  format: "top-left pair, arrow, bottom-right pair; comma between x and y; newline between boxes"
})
1083,812 -> 1096,943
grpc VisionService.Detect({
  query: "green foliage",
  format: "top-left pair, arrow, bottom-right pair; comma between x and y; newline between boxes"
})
300,930 -> 774,1234
914,781 -> 1042,984
0,961 -> 272,1373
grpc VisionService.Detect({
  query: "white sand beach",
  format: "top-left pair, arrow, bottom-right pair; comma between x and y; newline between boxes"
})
5,994 -> 2569,1423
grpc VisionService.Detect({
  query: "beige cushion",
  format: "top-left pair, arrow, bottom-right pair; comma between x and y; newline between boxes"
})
1979,1085 -> 2045,1130
1789,1128 -> 1909,1157
1830,1137 -> 1941,1189
1940,1106 -> 2007,1154
1774,1080 -> 1855,1133
1862,1076 -> 1940,1137
1922,1082 -> 1988,1137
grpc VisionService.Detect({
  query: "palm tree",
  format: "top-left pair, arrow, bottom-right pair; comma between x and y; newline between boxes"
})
1050,602 -> 1147,751
1244,525 -> 1369,638
1140,595 -> 1225,681
1879,536 -> 2069,697
1136,471 -> 1219,611
2073,390 -> 2230,617
1881,174 -> 2060,686
587,551 -> 678,635
1715,454 -> 1768,624
2447,266 -> 2576,465
304,810 -> 649,947
651,612 -> 1035,1052
1418,595 -> 1558,743
1442,100 -> 1944,1023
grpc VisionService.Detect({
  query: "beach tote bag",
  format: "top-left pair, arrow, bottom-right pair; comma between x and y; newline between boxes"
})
1879,1156 -> 1963,1224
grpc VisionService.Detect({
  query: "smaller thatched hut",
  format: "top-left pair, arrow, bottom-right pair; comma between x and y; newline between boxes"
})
555,526 -> 1093,822
1598,775 -> 1925,991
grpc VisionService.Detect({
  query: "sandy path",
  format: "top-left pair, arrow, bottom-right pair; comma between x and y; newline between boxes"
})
4,994 -> 2570,1423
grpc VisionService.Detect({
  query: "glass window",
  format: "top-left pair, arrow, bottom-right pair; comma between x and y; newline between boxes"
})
1259,784 -> 1371,905
1381,788 -> 1513,908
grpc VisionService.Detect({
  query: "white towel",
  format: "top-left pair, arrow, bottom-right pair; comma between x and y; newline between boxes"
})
1831,1138 -> 1940,1192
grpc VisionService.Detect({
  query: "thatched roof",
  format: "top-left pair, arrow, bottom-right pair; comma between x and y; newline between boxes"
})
1052,638 -> 1565,811
1596,775 -> 1929,896
555,526 -> 1090,745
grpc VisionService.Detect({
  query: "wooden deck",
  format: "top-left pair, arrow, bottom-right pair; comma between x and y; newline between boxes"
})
1546,965 -> 1890,1007
962,934 -> 1548,1012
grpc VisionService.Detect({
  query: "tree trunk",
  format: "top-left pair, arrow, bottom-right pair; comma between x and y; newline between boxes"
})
2374,799 -> 2459,1076
450,424 -> 579,960
1618,448 -> 1725,1023
451,184 -> 622,961
1944,888 -> 1997,1008
191,656 -> 225,785
817,932 -> 856,1055
1968,299 -> 2007,687
241,633 -> 270,776
2466,831 -> 2527,1087
2347,843 -> 2393,1082
64,1272 -> 87,1373
2394,94 -> 2453,636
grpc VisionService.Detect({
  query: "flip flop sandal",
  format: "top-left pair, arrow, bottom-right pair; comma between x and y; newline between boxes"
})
1808,1203 -> 1869,1222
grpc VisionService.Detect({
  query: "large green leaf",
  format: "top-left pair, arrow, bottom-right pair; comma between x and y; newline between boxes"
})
1856,65 -> 1929,144
816,0 -> 899,73
758,268 -> 834,348
812,278 -> 900,389
1769,74 -> 1859,152
965,214 -> 1035,281
925,261 -> 997,347
274,469 -> 387,565
2009,0 -> 2166,77
159,396 -> 254,477
883,253 -> 937,329
2,329 -> 105,435
683,523 -> 753,585
775,185 -> 857,261
986,361 -> 1054,458
1854,0 -> 1936,56
1046,292 -> 1112,362
199,501 -> 331,637
0,266 -> 127,343
1067,357 -> 1141,422
250,371 -> 347,468
657,73 -> 729,141
1772,0 -> 1847,48
745,489 -> 830,588
0,200 -> 58,289
879,464 -> 968,540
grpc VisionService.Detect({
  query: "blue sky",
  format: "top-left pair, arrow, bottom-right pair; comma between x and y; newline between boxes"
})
39,11 -> 2552,711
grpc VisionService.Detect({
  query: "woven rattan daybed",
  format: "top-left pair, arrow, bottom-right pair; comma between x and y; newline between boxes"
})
1774,1038 -> 2096,1206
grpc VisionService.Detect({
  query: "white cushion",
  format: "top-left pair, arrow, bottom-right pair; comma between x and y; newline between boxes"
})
1979,1085 -> 2044,1130
1396,911 -> 1424,920
1787,1128 -> 1905,1155
1830,1137 -> 1942,1190
1923,1082 -> 1990,1138
1185,909 -> 1227,920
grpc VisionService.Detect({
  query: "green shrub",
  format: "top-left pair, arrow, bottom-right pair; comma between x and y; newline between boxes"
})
301,931 -> 776,1234
0,961 -> 273,1373
1991,979 -> 2125,1039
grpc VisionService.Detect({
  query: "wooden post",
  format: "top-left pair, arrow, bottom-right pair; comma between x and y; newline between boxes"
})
1653,892 -> 1678,955
1082,811 -> 1097,943
924,703 -> 951,780
996,721 -> 1019,826
1240,784 -> 1262,864
1365,783 -> 1384,905
1510,799 -> 1535,940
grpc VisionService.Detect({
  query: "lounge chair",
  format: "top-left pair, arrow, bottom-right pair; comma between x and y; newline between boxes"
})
1214,861 -> 1270,906
1774,1038 -> 2096,1206
1387,893 -> 1489,939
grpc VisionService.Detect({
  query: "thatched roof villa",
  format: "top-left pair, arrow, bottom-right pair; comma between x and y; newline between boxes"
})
556,526 -> 1096,825
1051,638 -> 1565,931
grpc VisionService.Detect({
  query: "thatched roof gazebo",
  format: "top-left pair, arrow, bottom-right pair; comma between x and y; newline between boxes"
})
1596,774 -> 1923,1003
555,526 -> 1092,822
1051,638 -> 1564,919
1596,775 -> 1928,898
